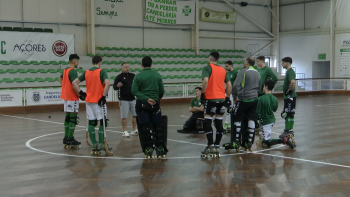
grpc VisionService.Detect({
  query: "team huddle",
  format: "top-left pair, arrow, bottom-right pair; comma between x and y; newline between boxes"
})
59,52 -> 297,159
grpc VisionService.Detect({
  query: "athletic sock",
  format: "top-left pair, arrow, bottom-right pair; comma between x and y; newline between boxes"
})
289,117 -> 295,130
64,113 -> 70,137
204,118 -> 213,145
98,125 -> 104,143
68,113 -> 77,137
88,125 -> 97,144
214,118 -> 224,145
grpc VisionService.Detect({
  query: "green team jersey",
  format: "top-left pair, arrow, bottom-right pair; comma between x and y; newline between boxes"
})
256,94 -> 278,125
78,67 -> 109,85
259,66 -> 278,94
190,98 -> 202,114
283,68 -> 297,99
202,64 -> 230,102
227,69 -> 239,91
131,68 -> 165,102
60,67 -> 78,83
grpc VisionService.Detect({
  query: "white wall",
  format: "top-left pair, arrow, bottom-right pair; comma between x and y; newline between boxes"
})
280,34 -> 330,78
336,0 -> 350,28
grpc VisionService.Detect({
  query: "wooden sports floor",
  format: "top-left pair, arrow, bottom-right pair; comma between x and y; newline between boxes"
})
2,94 -> 350,197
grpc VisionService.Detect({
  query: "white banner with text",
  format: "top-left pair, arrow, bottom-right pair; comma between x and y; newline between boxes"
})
0,90 -> 23,107
0,32 -> 74,61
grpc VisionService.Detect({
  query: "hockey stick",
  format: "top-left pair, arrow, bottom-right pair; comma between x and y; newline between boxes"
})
101,105 -> 113,156
86,115 -> 91,147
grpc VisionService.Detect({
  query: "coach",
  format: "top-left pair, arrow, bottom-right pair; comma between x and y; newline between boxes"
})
113,62 -> 138,137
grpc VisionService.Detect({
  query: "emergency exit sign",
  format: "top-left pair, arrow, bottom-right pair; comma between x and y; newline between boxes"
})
318,53 -> 326,60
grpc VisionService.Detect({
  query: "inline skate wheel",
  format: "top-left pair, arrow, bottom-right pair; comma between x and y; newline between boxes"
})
236,149 -> 240,153
74,145 -> 78,149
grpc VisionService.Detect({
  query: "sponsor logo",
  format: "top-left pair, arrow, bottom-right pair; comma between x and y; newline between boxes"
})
226,14 -> 229,19
182,6 -> 191,16
343,40 -> 350,45
13,40 -> 46,56
52,40 -> 67,57
205,12 -> 210,17
32,92 -> 41,102
1,41 -> 5,54
68,104 -> 72,108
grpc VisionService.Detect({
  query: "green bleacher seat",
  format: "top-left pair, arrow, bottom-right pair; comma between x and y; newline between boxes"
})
43,28 -> 53,33
47,69 -> 57,73
104,54 -> 112,58
165,68 -> 172,71
10,61 -> 20,65
57,69 -> 64,73
157,68 -> 165,72
0,61 -> 10,65
23,28 -> 34,32
96,47 -> 104,50
102,61 -> 111,65
45,77 -> 55,82
129,68 -> 135,72
40,61 -> 50,65
13,27 -> 23,32
29,61 -> 40,65
164,91 -> 171,95
161,75 -> 167,79
38,69 -> 48,73
25,78 -> 35,82
20,61 -> 30,65
76,69 -> 85,73
111,68 -> 118,72
195,67 -> 202,71
0,69 -> 6,74
173,75 -> 180,79
96,53 -> 104,57
7,69 -> 17,74
181,75 -> 189,79
171,68 -> 180,71
0,80 -> 2,83
188,90 -> 195,94
179,68 -> 188,71
166,75 -> 174,79
27,69 -> 38,73
49,61 -> 59,65
127,61 -> 134,64
87,53 -> 94,57
111,61 -> 118,65
3,27 -> 13,31
17,69 -> 27,73
34,28 -> 44,32
102,68 -> 111,72
54,77 -> 59,82
176,91 -> 183,95
189,75 -> 196,79
35,78 -> 45,82
135,61 -> 141,65
59,61 -> 68,65
3,78 -> 13,83
110,76 -> 116,80
135,68 -> 142,72
195,75 -> 201,78
14,78 -> 24,83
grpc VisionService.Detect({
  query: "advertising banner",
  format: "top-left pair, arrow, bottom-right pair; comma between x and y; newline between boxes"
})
341,36 -> 350,46
0,90 -> 23,107
145,0 -> 195,25
0,32 -> 74,61
26,88 -> 113,106
201,7 -> 237,24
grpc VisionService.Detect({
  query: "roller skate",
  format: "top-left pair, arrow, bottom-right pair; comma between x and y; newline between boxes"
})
65,137 -> 81,149
284,134 -> 296,149
212,145 -> 220,158
279,129 -> 294,138
201,145 -> 214,158
155,145 -> 168,159
63,137 -> 68,148
98,143 -> 113,153
91,143 -> 101,156
144,147 -> 155,159
223,141 -> 240,152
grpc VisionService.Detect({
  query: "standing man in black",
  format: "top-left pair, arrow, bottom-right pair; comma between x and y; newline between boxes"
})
113,62 -> 138,138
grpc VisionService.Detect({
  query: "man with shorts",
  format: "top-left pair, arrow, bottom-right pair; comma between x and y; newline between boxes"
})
113,62 -> 137,137
231,57 -> 260,151
200,52 -> 232,158
60,54 -> 84,148
279,57 -> 297,138
256,56 -> 278,97
72,55 -> 111,154
131,56 -> 167,158
256,80 -> 296,149
177,87 -> 204,133
224,60 -> 239,131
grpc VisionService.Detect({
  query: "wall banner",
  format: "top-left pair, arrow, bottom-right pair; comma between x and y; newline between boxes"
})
0,32 -> 74,62
144,0 -> 195,25
201,7 -> 237,24
341,37 -> 350,46
0,90 -> 23,107
26,88 -> 113,106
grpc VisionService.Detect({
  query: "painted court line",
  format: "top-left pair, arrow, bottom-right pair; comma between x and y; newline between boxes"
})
255,152 -> 350,169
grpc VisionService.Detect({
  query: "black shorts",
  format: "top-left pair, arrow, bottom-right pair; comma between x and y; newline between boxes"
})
204,100 -> 226,116
284,97 -> 296,114
234,99 -> 258,122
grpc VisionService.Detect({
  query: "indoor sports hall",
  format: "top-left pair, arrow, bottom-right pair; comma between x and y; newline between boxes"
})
1,0 -> 350,196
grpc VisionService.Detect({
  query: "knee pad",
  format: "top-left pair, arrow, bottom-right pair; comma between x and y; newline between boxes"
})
214,118 -> 223,134
65,116 -> 70,123
248,120 -> 255,132
89,120 -> 98,127
99,117 -> 110,128
70,116 -> 80,125
203,119 -> 213,133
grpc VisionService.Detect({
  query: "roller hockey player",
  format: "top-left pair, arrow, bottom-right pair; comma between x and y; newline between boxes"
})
132,56 -> 168,159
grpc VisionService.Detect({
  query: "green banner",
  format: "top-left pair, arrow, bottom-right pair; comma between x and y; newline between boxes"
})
201,7 -> 237,24
318,53 -> 326,60
340,49 -> 350,52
